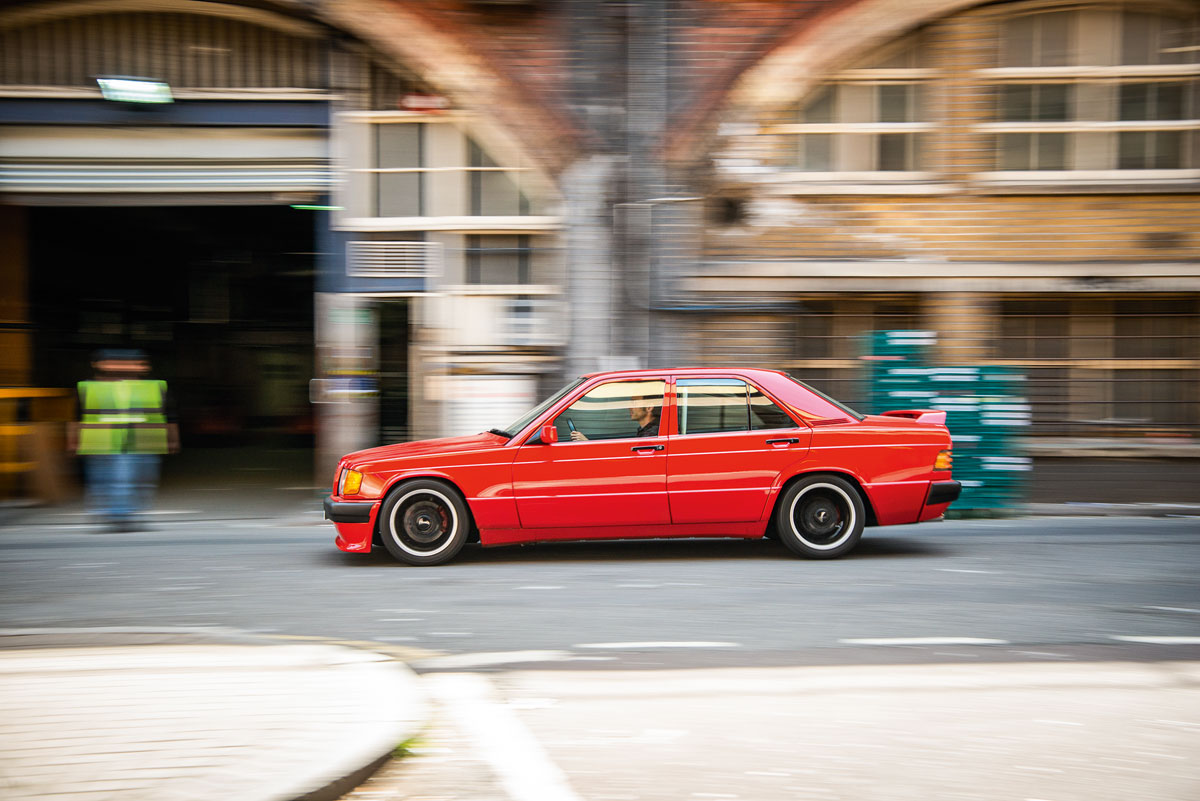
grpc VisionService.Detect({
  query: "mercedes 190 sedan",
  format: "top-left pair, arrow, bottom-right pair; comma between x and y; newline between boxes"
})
324,368 -> 961,565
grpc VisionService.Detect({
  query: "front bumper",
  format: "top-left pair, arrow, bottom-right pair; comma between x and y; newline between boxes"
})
325,496 -> 381,553
324,495 -> 376,523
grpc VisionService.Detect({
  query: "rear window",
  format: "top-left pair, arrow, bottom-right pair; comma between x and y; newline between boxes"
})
785,374 -> 865,421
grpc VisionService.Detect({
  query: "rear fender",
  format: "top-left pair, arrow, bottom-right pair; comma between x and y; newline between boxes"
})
879,409 -> 947,426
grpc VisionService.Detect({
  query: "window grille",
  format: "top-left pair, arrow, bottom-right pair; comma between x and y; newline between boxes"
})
346,241 -> 441,279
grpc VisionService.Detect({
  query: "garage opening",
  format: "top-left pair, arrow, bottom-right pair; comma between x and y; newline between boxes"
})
28,204 -> 317,482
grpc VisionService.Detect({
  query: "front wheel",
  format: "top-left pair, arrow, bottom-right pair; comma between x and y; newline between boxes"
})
378,479 -> 470,565
776,475 -> 865,559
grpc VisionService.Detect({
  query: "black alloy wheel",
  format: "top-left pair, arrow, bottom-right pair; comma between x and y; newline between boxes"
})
775,474 -> 866,559
378,479 -> 471,566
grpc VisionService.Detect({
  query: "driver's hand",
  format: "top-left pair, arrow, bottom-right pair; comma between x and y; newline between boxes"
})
570,431 -> 588,441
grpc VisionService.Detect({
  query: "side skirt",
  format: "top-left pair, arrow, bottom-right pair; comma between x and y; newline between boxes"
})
480,521 -> 764,547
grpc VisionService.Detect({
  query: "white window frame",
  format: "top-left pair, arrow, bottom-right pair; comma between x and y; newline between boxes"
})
333,111 -> 560,231
974,8 -> 1200,187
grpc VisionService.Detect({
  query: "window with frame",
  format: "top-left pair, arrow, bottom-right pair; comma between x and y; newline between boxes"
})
997,300 -> 1071,359
465,235 -> 531,284
991,9 -> 1199,173
349,120 -> 540,219
375,123 -> 424,217
552,380 -> 665,442
676,379 -> 795,435
781,33 -> 931,174
469,139 -> 530,216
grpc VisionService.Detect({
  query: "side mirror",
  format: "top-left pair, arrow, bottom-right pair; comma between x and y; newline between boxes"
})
538,424 -> 558,444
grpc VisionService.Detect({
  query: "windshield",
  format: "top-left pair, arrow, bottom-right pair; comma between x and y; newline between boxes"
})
786,374 -> 865,421
495,378 -> 586,438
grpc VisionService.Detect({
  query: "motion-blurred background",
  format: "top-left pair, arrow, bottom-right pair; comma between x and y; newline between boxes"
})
1,0 -> 1197,510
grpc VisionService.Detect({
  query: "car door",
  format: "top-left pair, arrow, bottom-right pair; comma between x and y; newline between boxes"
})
667,377 -> 811,524
512,378 -> 670,529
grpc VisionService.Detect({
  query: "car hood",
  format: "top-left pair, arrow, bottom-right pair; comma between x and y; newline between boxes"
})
344,431 -> 508,468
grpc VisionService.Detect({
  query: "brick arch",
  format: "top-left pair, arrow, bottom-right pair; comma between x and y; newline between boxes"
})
668,0 -> 982,165
314,0 -> 571,190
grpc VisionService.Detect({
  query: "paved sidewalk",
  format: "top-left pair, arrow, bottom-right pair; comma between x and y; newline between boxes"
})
0,631 -> 428,801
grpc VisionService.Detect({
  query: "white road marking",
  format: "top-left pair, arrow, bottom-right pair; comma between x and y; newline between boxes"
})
574,641 -> 741,649
60,563 -> 118,568
936,568 -> 998,574
839,637 -> 1009,646
1110,636 -> 1200,644
424,673 -> 584,801
415,651 -> 574,669
1144,606 -> 1200,614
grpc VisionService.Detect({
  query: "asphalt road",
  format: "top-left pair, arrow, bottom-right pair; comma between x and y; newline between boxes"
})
2,515 -> 1198,667
4,515 -> 1200,801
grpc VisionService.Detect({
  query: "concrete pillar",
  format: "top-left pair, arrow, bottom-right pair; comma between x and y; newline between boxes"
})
924,292 -> 996,364
563,156 -> 619,378
928,9 -> 998,182
313,292 -> 379,485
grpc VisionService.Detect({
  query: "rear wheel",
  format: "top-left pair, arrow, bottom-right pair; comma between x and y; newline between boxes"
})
776,475 -> 865,559
378,479 -> 470,566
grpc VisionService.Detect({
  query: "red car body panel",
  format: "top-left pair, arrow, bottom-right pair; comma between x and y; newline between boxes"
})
327,368 -> 957,552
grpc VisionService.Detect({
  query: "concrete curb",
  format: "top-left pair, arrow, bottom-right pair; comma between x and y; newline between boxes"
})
0,627 -> 430,801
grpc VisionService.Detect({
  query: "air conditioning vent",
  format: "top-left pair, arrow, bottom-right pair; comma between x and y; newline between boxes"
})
346,241 -> 441,279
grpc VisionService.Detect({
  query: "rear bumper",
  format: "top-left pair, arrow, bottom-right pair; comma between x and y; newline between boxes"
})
325,496 -> 380,553
918,480 -> 961,522
926,480 -> 962,506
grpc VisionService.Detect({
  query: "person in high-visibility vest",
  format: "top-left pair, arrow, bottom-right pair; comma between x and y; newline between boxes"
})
68,349 -> 179,531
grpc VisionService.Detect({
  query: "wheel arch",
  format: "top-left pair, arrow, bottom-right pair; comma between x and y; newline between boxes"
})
769,469 -> 879,531
373,473 -> 481,545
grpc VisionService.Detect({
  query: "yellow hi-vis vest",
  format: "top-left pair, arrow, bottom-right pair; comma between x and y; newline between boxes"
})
77,379 -> 169,455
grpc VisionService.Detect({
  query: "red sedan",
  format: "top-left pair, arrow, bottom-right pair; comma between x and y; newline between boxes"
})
325,368 -> 960,565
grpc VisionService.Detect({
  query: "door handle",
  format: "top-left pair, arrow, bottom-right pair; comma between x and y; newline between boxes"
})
631,444 -> 665,452
766,438 -> 800,445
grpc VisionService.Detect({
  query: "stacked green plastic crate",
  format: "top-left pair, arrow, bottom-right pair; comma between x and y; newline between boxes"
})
929,367 -> 1031,510
861,330 -> 938,416
862,333 -> 1031,512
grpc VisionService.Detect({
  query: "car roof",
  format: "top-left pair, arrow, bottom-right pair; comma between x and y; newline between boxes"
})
579,367 -> 790,380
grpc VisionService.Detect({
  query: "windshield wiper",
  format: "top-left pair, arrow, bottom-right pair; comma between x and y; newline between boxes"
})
487,428 -> 513,438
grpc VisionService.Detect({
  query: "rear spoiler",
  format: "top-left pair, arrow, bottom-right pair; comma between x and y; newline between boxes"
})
880,409 -> 947,426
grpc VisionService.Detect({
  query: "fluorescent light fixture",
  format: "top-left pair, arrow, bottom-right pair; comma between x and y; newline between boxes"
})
290,204 -> 344,211
97,77 -> 173,104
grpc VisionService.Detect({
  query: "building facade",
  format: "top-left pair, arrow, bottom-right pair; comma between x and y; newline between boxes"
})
1,0 -> 1197,494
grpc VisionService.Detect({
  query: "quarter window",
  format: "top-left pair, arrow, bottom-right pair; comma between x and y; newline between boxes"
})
749,387 -> 796,430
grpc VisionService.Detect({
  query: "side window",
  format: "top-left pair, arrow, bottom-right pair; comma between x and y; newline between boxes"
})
749,386 -> 797,430
552,380 -> 665,442
678,379 -> 748,435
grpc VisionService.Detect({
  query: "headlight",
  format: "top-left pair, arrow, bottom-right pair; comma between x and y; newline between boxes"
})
340,469 -> 364,496
934,449 -> 953,471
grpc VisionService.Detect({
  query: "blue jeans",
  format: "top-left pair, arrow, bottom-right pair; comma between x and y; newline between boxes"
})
86,454 -> 160,524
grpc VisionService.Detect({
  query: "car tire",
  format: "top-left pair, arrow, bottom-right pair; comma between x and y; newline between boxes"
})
776,474 -> 865,559
378,479 -> 470,566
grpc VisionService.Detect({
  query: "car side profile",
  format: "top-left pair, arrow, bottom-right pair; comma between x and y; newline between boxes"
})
324,368 -> 961,565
